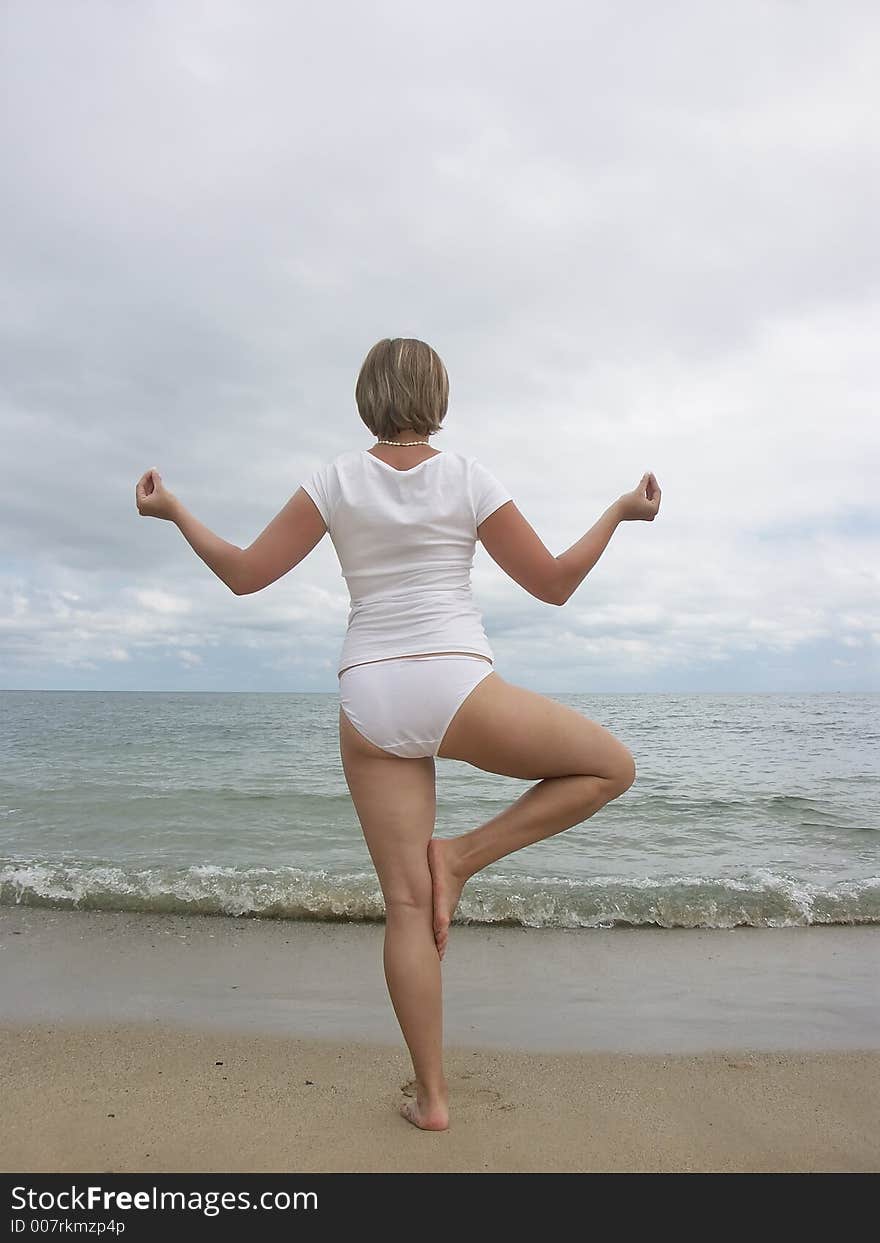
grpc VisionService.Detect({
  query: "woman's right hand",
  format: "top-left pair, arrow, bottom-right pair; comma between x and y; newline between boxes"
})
135,468 -> 179,522
616,472 -> 661,522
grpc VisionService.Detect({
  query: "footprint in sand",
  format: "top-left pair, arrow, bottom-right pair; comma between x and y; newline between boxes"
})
469,1086 -> 505,1106
400,1077 -> 512,1111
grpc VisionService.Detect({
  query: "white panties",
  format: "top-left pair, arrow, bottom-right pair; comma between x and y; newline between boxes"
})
338,654 -> 494,759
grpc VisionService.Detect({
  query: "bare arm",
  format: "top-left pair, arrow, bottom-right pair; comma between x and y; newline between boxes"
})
236,489 -> 327,594
553,500 -> 624,605
170,499 -> 248,594
173,489 -> 327,595
478,472 -> 661,606
135,468 -> 327,595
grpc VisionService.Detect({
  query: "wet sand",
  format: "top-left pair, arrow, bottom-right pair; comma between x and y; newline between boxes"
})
2,907 -> 879,1172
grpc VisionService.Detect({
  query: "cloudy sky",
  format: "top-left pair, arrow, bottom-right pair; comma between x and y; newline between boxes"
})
2,0 -> 878,695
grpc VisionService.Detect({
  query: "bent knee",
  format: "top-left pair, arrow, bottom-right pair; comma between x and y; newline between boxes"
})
606,749 -> 636,796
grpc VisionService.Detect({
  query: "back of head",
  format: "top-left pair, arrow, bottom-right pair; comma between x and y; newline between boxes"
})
355,338 -> 449,440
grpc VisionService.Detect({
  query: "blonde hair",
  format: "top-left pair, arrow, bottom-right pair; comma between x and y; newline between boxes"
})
355,338 -> 449,439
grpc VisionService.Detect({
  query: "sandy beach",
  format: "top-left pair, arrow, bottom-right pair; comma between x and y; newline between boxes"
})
2,906 -> 879,1172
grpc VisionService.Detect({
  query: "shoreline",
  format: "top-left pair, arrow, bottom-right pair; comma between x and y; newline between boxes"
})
3,907 -> 879,1172
2,906 -> 879,1052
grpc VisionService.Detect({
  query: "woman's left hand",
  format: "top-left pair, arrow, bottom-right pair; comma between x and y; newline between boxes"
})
135,468 -> 179,522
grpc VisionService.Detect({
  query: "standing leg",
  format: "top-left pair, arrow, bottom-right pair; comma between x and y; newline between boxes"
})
339,706 -> 448,1130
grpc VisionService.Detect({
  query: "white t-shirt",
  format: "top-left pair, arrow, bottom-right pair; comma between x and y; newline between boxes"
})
300,448 -> 513,676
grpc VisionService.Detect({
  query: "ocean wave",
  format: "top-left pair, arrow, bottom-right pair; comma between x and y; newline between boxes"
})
2,858 -> 879,929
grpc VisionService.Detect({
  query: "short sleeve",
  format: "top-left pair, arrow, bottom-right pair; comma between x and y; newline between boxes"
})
469,459 -> 513,532
300,462 -> 333,528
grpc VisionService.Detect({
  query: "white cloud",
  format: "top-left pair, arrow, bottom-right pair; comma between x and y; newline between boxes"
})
129,589 -> 193,616
1,0 -> 878,690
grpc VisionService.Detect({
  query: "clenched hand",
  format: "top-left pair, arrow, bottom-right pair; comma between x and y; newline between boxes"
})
135,468 -> 179,522
617,472 -> 661,522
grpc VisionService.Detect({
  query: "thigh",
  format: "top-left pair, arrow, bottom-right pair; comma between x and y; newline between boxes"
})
436,671 -> 635,783
339,706 -> 437,906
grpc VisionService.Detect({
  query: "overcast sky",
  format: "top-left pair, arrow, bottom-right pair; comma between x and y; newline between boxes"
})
2,0 -> 878,695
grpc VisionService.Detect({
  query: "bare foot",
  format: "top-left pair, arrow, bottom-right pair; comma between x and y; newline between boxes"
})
399,1097 -> 450,1131
427,837 -> 467,960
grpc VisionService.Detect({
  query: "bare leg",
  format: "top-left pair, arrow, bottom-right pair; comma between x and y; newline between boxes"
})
339,707 -> 449,1130
430,671 -> 637,958
428,773 -> 624,958
382,898 -> 447,1128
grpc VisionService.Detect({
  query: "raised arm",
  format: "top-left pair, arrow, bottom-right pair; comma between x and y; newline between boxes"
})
135,468 -> 327,595
235,488 -> 327,594
478,472 -> 661,606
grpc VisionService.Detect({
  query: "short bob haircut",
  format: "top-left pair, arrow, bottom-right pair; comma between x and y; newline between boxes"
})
355,338 -> 449,440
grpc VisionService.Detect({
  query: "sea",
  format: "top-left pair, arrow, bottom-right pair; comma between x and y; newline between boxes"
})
1,690 -> 877,930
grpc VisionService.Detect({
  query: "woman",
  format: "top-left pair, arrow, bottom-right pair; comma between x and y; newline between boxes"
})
135,336 -> 661,1133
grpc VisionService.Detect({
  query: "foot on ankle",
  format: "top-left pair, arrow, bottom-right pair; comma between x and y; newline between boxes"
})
427,837 -> 467,961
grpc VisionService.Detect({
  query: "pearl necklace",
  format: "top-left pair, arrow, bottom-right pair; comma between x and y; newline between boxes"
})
375,439 -> 432,447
